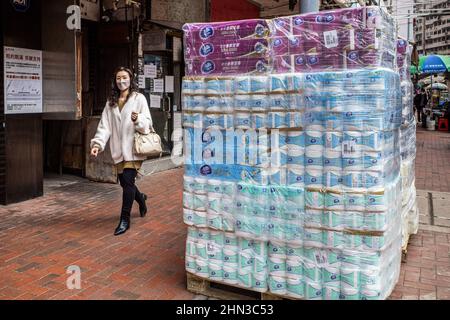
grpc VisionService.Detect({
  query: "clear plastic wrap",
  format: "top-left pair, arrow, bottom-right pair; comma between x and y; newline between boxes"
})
183,6 -> 396,76
186,225 -> 401,299
397,38 -> 418,248
397,40 -> 415,126
182,69 -> 402,299
182,7 -> 402,300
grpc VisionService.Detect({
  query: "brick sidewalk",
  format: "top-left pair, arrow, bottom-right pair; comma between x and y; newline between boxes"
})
415,126 -> 450,192
0,168 -> 195,300
0,127 -> 449,300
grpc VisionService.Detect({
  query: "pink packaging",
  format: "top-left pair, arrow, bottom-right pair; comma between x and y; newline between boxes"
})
185,57 -> 271,76
397,39 -> 408,55
292,7 -> 365,35
288,32 -> 320,55
273,53 -> 342,73
270,37 -> 290,56
293,54 -> 308,72
305,52 -> 341,71
344,50 -> 381,69
272,17 -> 291,37
273,56 -> 293,74
366,7 -> 383,28
288,36 -> 303,55
183,19 -> 271,43
185,38 -> 269,60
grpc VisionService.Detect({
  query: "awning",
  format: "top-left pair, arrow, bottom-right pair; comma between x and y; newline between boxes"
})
419,55 -> 450,74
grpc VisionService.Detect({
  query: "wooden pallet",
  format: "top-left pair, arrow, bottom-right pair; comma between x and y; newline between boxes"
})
186,272 -> 289,300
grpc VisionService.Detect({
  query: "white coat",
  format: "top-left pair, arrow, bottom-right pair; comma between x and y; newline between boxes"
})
90,92 -> 153,164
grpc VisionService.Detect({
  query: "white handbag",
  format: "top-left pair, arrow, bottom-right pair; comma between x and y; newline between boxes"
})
133,126 -> 163,157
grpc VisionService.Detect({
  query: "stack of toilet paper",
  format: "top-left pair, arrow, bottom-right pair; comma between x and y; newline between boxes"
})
396,39 -> 418,248
182,7 -> 402,300
182,69 -> 403,299
270,6 -> 396,73
183,6 -> 396,76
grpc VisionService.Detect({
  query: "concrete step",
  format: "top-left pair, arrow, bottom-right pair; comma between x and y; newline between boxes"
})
417,189 -> 450,229
139,156 -> 183,177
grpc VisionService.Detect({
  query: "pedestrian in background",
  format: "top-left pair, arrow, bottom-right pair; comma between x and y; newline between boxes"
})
90,67 -> 152,236
415,88 -> 428,124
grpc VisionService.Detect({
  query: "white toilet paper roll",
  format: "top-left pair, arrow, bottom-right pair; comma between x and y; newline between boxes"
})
305,169 -> 324,188
323,150 -> 342,171
251,76 -> 268,93
192,79 -> 205,94
234,76 -> 251,94
235,112 -> 252,129
235,95 -> 251,111
191,95 -> 206,112
305,131 -> 324,154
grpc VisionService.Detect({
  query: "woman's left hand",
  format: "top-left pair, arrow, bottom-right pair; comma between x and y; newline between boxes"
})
131,112 -> 138,122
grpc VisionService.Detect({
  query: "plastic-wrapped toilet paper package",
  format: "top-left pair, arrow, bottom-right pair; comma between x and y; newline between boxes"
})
182,69 -> 402,299
182,7 -> 403,300
182,71 -> 403,300
396,38 -> 418,250
183,6 -> 396,76
185,226 -> 269,291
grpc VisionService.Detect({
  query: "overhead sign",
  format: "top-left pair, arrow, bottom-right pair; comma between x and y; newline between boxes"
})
4,46 -> 43,114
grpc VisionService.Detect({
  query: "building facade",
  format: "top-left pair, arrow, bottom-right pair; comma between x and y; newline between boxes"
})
414,0 -> 450,55
0,0 -> 207,204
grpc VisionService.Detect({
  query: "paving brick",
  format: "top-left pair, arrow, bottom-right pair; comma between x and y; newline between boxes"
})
437,266 -> 450,277
0,136 -> 449,301
420,268 -> 437,280
437,286 -> 450,299
419,290 -> 437,300
113,290 -> 141,300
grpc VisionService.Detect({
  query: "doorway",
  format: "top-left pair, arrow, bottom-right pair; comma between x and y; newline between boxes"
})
142,53 -> 174,155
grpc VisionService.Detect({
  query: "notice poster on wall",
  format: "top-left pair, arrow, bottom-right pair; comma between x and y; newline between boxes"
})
138,75 -> 146,89
165,76 -> 174,93
144,64 -> 157,78
150,94 -> 161,109
4,46 -> 43,114
153,79 -> 164,93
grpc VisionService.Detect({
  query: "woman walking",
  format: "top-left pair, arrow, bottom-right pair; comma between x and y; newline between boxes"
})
90,67 -> 152,236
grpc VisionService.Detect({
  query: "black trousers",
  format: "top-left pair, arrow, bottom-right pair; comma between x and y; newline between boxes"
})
417,106 -> 423,122
118,169 -> 144,218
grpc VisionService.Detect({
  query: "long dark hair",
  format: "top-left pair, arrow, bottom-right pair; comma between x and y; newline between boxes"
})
108,67 -> 139,107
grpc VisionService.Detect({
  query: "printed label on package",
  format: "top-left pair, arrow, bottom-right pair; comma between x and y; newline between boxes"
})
323,30 -> 339,49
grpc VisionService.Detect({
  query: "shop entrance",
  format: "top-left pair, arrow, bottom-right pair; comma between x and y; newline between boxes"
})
142,53 -> 174,155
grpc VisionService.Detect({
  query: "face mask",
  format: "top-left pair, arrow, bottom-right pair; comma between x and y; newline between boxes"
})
117,79 -> 130,91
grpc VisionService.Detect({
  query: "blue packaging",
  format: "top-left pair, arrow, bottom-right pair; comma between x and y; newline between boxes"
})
270,94 -> 291,110
268,112 -> 288,128
251,77 -> 268,93
342,172 -> 364,188
270,75 -> 291,92
251,95 -> 269,111
324,171 -> 343,189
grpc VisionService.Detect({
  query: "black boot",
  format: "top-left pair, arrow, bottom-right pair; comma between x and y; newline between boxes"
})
114,215 -> 130,236
137,193 -> 148,217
